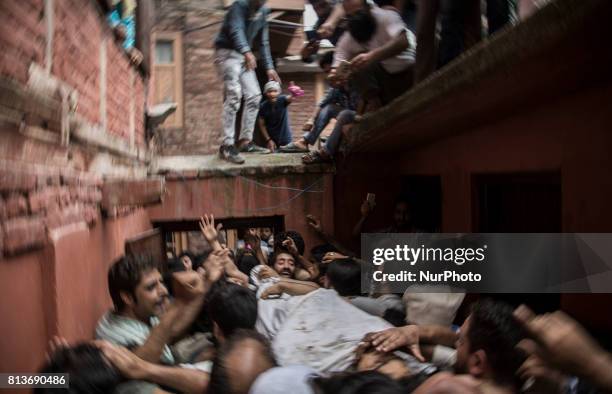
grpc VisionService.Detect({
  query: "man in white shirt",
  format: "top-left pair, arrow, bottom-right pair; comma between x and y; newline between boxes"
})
332,2 -> 416,106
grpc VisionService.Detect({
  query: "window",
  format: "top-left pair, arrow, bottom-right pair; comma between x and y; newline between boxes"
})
155,40 -> 174,64
473,172 -> 561,232
399,176 -> 443,232
153,216 -> 285,258
152,32 -> 183,128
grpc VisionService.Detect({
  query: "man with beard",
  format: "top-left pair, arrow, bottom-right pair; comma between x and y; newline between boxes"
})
452,299 -> 526,393
364,299 -> 527,394
96,254 -> 205,366
252,250 -> 298,284
95,254 -> 212,392
252,250 -> 320,339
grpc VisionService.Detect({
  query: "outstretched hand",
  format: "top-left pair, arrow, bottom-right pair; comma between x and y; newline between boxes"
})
199,214 -> 218,245
322,251 -> 347,264
514,304 -> 609,380
203,249 -> 230,283
357,326 -> 424,362
306,214 -> 322,233
172,270 -> 206,301
46,336 -> 69,362
282,237 -> 299,255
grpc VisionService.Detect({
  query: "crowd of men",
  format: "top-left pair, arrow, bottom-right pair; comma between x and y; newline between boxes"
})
36,0 -> 612,392
39,208 -> 612,394
214,0 -> 551,165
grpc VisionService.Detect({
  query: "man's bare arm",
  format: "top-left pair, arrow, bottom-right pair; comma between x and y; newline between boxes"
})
143,364 -> 209,394
317,3 -> 344,38
370,31 -> 409,64
306,214 -> 355,257
258,117 -> 271,142
132,306 -> 178,363
260,278 -> 320,299
97,341 -> 208,394
418,325 -> 458,348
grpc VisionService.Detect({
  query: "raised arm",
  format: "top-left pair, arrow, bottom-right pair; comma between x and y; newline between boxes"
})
306,214 -> 355,257
317,3 -> 345,38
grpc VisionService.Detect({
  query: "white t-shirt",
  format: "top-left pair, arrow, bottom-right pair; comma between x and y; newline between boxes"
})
333,6 -> 416,74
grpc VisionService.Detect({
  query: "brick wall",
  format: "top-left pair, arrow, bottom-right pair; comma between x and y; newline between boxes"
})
154,0 -> 225,155
0,163 -> 101,256
153,1 -> 323,154
0,0 -> 146,148
53,0 -> 103,125
0,0 -> 46,84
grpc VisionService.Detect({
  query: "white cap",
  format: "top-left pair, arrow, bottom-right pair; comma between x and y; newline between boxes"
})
264,80 -> 281,93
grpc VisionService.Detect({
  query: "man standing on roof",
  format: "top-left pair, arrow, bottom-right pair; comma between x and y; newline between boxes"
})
214,0 -> 282,164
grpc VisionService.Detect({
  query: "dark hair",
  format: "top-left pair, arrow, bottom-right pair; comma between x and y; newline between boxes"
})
312,371 -> 404,394
348,8 -> 377,43
274,230 -> 305,255
209,329 -> 277,394
108,254 -> 159,312
236,252 -> 259,277
373,0 -> 394,7
36,344 -> 121,394
326,258 -> 361,296
467,299 -> 526,387
310,244 -> 338,263
208,282 -> 257,338
179,251 -> 195,263
269,250 -> 299,270
167,257 -> 185,273
318,51 -> 335,69
243,233 -> 260,249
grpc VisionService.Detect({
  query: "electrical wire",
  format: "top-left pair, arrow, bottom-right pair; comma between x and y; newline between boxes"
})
164,169 -> 328,214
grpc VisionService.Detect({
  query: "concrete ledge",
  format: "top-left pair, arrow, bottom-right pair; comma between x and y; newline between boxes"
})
347,0 -> 612,153
152,153 -> 335,179
101,177 -> 165,212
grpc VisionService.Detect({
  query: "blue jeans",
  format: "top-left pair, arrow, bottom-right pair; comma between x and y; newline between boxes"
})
303,104 -> 343,145
322,110 -> 356,156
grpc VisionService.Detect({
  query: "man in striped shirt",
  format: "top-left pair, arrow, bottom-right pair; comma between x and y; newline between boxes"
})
95,254 -> 210,393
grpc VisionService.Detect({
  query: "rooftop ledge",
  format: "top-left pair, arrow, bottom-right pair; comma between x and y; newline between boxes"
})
346,0 -> 612,153
151,153 -> 334,179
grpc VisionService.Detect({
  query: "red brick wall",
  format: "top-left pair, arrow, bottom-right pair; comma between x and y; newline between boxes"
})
0,0 -> 46,84
0,0 -> 146,146
53,0 -> 103,125
106,39 -> 132,140
135,75 -> 146,145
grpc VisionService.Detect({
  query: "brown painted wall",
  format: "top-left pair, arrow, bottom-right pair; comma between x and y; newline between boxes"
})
147,173 -> 335,257
333,80 -> 612,330
0,210 -> 151,376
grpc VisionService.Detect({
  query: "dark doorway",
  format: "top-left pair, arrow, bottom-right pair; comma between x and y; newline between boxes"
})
399,176 -> 443,232
473,172 -> 562,232
472,172 -> 562,313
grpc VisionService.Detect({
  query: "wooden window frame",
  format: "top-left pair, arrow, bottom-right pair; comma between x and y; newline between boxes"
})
152,31 -> 184,128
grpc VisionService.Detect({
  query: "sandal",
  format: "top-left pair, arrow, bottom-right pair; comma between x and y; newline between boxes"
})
302,150 -> 332,164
